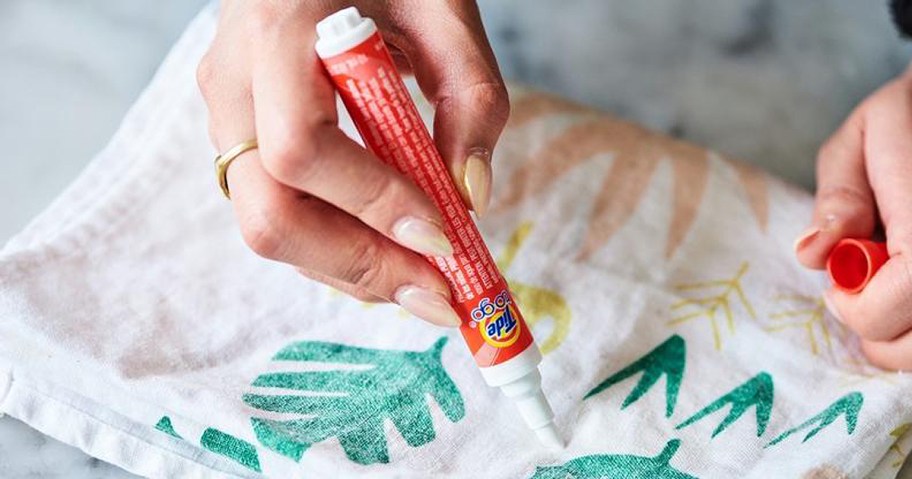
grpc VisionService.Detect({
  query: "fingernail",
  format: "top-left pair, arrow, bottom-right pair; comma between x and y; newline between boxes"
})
463,151 -> 492,217
793,227 -> 821,252
395,286 -> 462,327
392,217 -> 454,257
823,291 -> 843,323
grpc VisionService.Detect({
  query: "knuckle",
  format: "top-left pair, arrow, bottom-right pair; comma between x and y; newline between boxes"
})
858,342 -> 885,368
471,80 -> 511,127
353,175 -> 406,219
869,355 -> 906,372
238,203 -> 286,260
816,184 -> 869,208
860,341 -> 912,371
846,315 -> 880,341
248,2 -> 281,36
839,307 -> 885,341
196,52 -> 219,97
813,184 -> 875,234
261,124 -> 322,185
339,238 -> 387,290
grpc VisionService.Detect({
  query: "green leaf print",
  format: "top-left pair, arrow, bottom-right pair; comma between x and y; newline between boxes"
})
243,336 -> 465,465
530,439 -> 698,479
152,416 -> 262,473
766,392 -> 864,447
154,416 -> 182,439
201,428 -> 262,473
585,335 -> 686,417
676,372 -> 774,438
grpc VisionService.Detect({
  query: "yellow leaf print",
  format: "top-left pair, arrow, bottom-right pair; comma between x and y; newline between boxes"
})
496,222 -> 571,355
668,262 -> 756,350
890,423 -> 912,468
766,295 -> 833,356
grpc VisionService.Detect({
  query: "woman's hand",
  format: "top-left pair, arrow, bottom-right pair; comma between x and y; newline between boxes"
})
198,1 -> 509,326
796,68 -> 912,370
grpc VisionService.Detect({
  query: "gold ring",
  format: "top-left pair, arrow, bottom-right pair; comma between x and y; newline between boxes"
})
214,138 -> 258,199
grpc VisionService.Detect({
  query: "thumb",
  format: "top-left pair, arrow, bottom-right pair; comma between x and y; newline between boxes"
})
796,111 -> 877,269
397,1 -> 510,217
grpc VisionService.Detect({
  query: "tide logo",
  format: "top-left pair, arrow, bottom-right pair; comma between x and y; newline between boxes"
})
470,291 -> 521,348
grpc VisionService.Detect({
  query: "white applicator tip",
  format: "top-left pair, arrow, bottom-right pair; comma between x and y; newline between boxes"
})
499,369 -> 563,448
534,423 -> 565,449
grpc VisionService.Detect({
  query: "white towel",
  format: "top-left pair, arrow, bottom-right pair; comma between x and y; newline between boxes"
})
1,5 -> 910,478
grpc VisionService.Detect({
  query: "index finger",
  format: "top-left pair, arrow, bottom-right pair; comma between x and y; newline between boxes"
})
249,18 -> 453,257
826,80 -> 912,341
865,80 -> 912,255
830,82 -> 912,341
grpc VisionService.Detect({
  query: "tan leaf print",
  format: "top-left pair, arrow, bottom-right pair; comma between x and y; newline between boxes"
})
496,92 -> 770,260
577,147 -> 661,260
493,119 -> 654,215
729,158 -> 769,231
574,128 -> 712,260
666,143 -> 710,259
801,465 -> 848,479
507,92 -> 593,129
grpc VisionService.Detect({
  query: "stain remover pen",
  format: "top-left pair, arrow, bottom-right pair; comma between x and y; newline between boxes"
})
315,7 -> 562,448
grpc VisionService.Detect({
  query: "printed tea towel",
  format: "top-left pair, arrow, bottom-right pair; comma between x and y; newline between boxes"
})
1,5 -> 911,478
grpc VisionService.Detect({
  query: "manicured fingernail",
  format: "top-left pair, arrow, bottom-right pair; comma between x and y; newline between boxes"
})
463,151 -> 492,217
395,286 -> 462,327
794,227 -> 821,252
392,217 -> 453,257
823,291 -> 843,323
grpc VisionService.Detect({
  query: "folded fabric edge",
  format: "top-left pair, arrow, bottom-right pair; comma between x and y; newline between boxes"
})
867,428 -> 912,479
0,367 -> 259,479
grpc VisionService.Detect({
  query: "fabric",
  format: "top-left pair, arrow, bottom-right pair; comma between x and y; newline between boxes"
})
1,5 -> 911,478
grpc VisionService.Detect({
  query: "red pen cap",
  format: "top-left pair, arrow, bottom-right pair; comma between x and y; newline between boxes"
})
826,239 -> 888,294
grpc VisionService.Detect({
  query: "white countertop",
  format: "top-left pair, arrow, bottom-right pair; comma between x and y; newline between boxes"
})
1,0 -> 910,476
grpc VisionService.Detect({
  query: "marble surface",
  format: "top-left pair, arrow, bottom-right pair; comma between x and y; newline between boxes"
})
483,0 -> 912,189
0,0 -> 910,477
0,417 -> 137,478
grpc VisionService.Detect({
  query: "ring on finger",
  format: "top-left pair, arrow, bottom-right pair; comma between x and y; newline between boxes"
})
214,138 -> 258,199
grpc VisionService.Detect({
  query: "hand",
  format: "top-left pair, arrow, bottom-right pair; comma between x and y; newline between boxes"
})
198,1 -> 509,326
795,68 -> 912,370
